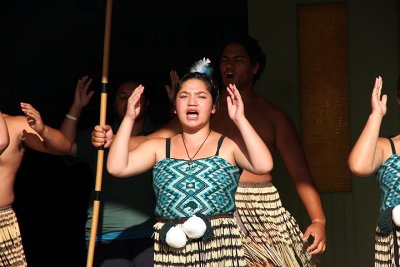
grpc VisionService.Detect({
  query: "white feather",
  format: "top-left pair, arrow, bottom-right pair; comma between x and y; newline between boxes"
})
190,58 -> 212,75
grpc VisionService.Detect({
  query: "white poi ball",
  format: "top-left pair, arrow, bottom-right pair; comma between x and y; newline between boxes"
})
165,226 -> 187,248
393,205 -> 400,227
182,215 -> 207,239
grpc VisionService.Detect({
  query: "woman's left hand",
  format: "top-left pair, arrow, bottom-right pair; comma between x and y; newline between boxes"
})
125,85 -> 145,121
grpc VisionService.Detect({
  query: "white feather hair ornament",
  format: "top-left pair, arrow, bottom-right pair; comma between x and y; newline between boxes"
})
190,57 -> 213,76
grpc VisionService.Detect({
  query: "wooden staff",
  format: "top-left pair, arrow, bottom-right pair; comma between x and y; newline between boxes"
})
86,0 -> 113,266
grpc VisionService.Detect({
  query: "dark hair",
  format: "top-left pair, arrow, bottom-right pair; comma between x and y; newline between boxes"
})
106,76 -> 153,123
397,76 -> 400,99
220,35 -> 266,83
110,76 -> 151,101
177,72 -> 219,104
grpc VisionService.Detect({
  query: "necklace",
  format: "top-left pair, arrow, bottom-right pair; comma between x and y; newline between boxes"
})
182,130 -> 212,171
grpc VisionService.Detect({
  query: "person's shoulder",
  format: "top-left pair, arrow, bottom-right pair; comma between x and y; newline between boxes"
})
144,136 -> 168,146
141,136 -> 170,155
213,132 -> 236,147
379,135 -> 400,143
142,117 -> 181,139
377,136 -> 397,151
4,114 -> 24,122
388,134 -> 400,141
377,136 -> 390,143
3,115 -> 36,143
4,115 -> 27,130
250,96 -> 292,121
251,95 -> 283,111
380,135 -> 400,148
377,136 -> 396,159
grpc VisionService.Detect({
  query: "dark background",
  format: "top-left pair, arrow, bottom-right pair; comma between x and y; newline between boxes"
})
1,1 -> 248,266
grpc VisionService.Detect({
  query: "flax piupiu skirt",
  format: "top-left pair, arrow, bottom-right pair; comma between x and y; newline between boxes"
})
235,182 -> 316,267
0,206 -> 27,267
375,226 -> 400,266
153,216 -> 246,267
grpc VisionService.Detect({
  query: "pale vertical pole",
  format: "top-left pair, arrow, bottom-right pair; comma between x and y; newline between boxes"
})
86,0 -> 113,266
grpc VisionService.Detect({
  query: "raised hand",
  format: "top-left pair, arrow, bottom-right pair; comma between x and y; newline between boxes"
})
20,102 -> 45,134
74,75 -> 95,109
226,84 -> 245,123
164,70 -> 179,102
126,85 -> 145,121
371,76 -> 387,117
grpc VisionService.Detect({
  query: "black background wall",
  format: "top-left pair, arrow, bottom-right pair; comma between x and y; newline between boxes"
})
0,1 -> 248,266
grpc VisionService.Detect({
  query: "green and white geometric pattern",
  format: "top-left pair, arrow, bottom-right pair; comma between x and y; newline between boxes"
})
153,156 -> 241,218
377,154 -> 400,212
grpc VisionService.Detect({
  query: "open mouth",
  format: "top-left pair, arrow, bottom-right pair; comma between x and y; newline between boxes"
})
225,72 -> 235,81
186,110 -> 199,119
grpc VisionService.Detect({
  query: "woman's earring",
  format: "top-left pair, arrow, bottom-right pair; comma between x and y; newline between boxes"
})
173,110 -> 177,114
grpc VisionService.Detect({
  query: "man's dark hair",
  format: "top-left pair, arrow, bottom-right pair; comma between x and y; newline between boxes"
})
219,35 -> 267,83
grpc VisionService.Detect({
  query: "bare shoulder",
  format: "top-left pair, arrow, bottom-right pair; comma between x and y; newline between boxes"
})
4,115 -> 27,134
4,114 -> 24,124
1,115 -> 28,154
377,136 -> 390,149
390,135 -> 400,144
245,96 -> 295,136
133,137 -> 167,162
209,133 -> 237,164
248,96 -> 292,121
147,117 -> 180,139
221,134 -> 237,144
378,135 -> 400,147
378,136 -> 396,162
216,133 -> 238,150
5,115 -> 40,137
142,136 -> 167,147
383,135 -> 400,153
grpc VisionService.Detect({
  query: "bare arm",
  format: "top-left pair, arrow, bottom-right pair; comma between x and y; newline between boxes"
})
20,103 -> 72,155
227,84 -> 273,174
59,76 -> 94,156
0,112 -> 9,155
91,115 -> 181,150
274,106 -> 326,254
107,85 -> 157,177
96,69 -> 181,150
348,76 -> 386,176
